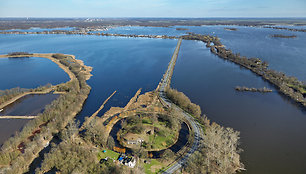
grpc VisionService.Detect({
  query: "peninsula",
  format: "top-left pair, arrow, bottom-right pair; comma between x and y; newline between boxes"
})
0,53 -> 92,174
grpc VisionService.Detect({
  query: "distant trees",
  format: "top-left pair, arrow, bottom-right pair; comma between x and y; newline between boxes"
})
235,86 -> 272,93
176,28 -> 189,31
8,52 -> 33,57
271,34 -> 297,38
51,53 -> 68,59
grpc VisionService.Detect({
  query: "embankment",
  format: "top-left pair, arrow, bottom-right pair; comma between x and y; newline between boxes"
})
0,53 -> 92,174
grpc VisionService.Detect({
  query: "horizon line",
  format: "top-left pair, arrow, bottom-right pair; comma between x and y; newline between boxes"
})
1,17 -> 306,19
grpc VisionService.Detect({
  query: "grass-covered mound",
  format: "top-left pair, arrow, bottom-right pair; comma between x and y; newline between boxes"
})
117,114 -> 180,151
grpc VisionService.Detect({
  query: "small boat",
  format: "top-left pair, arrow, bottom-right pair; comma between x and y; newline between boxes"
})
0,109 -> 3,112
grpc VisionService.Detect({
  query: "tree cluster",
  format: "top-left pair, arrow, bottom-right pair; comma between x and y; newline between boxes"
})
0,87 -> 29,104
8,52 -> 33,56
0,55 -> 91,173
34,121 -> 122,174
165,88 -> 201,117
185,117 -> 243,174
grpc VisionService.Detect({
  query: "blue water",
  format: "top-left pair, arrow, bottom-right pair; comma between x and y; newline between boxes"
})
0,94 -> 59,116
198,26 -> 306,82
0,119 -> 29,146
172,40 -> 306,174
0,34 -> 177,120
102,25 -> 306,81
0,25 -> 305,173
0,57 -> 69,89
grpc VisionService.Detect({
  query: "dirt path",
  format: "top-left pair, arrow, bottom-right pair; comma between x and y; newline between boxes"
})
0,116 -> 37,119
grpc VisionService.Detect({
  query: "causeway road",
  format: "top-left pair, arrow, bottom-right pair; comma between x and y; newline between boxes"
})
158,38 -> 203,174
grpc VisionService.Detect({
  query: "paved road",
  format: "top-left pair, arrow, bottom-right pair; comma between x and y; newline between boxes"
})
158,38 -> 203,174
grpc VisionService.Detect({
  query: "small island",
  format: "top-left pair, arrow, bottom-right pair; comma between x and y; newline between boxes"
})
235,86 -> 273,93
271,34 -> 297,38
224,27 -> 238,31
175,28 -> 189,31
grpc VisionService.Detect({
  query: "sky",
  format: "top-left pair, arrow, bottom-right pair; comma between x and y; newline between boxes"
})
0,0 -> 305,18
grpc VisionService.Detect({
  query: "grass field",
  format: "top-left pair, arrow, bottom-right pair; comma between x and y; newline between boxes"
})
143,159 -> 165,174
98,149 -> 120,161
119,114 -> 179,151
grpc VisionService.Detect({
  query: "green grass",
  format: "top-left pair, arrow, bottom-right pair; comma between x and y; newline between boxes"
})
154,136 -> 167,148
143,159 -> 164,174
98,149 -> 120,161
121,115 -> 178,150
142,117 -> 153,124
146,129 -> 175,150
153,134 -> 174,148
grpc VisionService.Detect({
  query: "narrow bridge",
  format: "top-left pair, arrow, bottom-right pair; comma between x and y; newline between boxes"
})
157,38 -> 203,174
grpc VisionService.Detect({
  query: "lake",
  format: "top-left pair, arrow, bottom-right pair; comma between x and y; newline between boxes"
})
0,57 -> 69,90
171,40 -> 306,174
0,119 -> 30,146
103,25 -> 306,81
0,34 -> 177,147
0,25 -> 305,173
0,94 -> 59,116
0,34 -> 177,121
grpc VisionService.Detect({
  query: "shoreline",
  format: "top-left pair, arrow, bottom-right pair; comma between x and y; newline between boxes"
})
0,30 -> 179,39
182,33 -> 306,108
0,53 -> 79,110
0,53 -> 93,173
0,53 -> 77,81
0,89 -> 53,110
